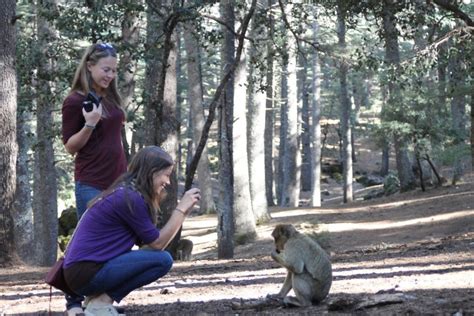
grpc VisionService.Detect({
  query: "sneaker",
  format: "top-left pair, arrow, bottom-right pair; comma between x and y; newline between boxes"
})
84,304 -> 123,316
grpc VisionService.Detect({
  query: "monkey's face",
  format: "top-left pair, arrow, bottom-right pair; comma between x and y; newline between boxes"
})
272,224 -> 296,253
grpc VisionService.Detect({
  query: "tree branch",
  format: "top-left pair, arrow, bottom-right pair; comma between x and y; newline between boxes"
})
431,0 -> 473,27
184,0 -> 257,191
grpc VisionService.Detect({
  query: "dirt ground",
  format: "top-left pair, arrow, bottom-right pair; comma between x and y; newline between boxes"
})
1,173 -> 473,315
1,130 -> 473,315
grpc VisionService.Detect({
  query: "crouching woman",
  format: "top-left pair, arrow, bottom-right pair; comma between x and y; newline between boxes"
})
63,146 -> 201,315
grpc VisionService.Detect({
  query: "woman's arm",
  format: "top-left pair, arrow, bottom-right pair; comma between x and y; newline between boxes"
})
64,105 -> 102,155
148,188 -> 201,250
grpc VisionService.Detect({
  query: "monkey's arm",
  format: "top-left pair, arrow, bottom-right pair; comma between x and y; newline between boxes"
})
277,270 -> 293,297
271,249 -> 304,274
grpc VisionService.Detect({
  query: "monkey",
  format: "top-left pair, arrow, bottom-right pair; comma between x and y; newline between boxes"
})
176,238 -> 193,261
269,224 -> 332,307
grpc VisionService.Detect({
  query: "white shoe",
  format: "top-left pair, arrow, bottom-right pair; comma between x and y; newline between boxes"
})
84,304 -> 123,316
66,306 -> 84,315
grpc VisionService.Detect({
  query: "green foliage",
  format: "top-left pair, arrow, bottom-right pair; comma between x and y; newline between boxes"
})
58,234 -> 72,253
307,230 -> 331,254
435,143 -> 471,166
58,206 -> 78,236
234,232 -> 256,246
299,222 -> 331,253
332,172 -> 343,182
383,171 -> 400,195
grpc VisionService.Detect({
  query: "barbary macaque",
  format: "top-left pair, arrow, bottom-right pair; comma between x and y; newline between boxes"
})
176,238 -> 193,261
270,224 -> 332,307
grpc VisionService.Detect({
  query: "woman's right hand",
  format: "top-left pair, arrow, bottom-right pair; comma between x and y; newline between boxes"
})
177,188 -> 201,215
82,102 -> 103,126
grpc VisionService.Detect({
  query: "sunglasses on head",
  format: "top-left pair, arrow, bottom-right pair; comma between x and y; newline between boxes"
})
88,43 -> 116,58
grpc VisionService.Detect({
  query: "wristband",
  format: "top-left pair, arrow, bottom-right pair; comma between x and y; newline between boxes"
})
174,208 -> 186,216
84,124 -> 96,130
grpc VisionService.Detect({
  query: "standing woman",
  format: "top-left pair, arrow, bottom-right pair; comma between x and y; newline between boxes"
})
61,43 -> 127,315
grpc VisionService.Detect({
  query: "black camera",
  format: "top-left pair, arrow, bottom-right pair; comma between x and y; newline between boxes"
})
83,91 -> 102,112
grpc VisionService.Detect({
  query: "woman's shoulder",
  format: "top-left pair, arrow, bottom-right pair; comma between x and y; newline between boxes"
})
63,91 -> 85,106
113,186 -> 144,201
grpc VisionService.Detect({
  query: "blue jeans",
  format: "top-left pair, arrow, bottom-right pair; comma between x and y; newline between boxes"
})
75,181 -> 102,219
66,181 -> 102,310
76,249 -> 173,303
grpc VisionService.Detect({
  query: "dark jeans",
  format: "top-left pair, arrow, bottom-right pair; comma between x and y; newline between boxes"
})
66,181 -> 101,310
76,249 -> 173,303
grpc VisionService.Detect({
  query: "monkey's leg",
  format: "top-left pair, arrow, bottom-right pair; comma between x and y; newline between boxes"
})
284,273 -> 313,307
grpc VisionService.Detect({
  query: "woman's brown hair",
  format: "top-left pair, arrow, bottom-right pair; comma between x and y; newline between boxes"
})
89,146 -> 174,224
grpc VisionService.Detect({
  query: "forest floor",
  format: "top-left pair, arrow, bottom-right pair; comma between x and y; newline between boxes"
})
1,134 -> 473,315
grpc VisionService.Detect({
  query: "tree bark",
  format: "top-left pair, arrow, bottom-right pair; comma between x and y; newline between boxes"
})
159,26 -> 180,257
217,0 -> 236,258
0,0 -> 19,267
233,18 -> 256,241
337,1 -> 353,203
310,9 -> 322,207
34,0 -> 58,266
118,0 -> 142,161
247,1 -> 270,223
300,51 -> 312,192
264,0 -> 276,206
281,1 -> 300,207
277,57 -> 288,206
382,0 -> 416,191
143,2 -> 162,146
447,36 -> 467,184
183,22 -> 216,214
14,100 -> 34,264
471,90 -> 474,170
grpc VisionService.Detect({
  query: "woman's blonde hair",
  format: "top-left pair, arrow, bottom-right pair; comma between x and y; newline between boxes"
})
70,43 -> 124,113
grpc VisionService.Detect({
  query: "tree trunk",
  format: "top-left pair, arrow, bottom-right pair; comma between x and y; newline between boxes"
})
118,0 -> 142,161
0,0 -> 19,267
14,99 -> 34,264
310,9 -> 322,207
217,0 -> 236,258
277,58 -> 288,206
380,83 -> 390,176
232,2 -> 257,242
264,0 -> 276,207
34,0 -> 58,266
471,90 -> 474,170
337,1 -> 353,203
183,22 -> 216,214
143,3 -> 162,146
447,37 -> 467,184
247,1 -> 270,223
300,51 -> 312,192
281,2 -> 300,207
382,0 -> 415,191
159,27 -> 180,257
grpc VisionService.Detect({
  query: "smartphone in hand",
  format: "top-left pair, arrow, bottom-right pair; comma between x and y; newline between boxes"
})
83,91 -> 102,112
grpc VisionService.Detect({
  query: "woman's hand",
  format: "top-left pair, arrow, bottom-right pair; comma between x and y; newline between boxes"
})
148,188 -> 201,250
82,102 -> 103,126
177,188 -> 201,215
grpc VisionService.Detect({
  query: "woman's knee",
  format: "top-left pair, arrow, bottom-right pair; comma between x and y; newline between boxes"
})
160,250 -> 173,272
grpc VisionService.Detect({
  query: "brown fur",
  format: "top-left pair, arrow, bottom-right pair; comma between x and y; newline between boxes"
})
270,224 -> 332,307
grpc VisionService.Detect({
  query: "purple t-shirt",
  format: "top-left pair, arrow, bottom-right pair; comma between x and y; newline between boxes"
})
64,187 -> 160,268
62,91 -> 127,190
